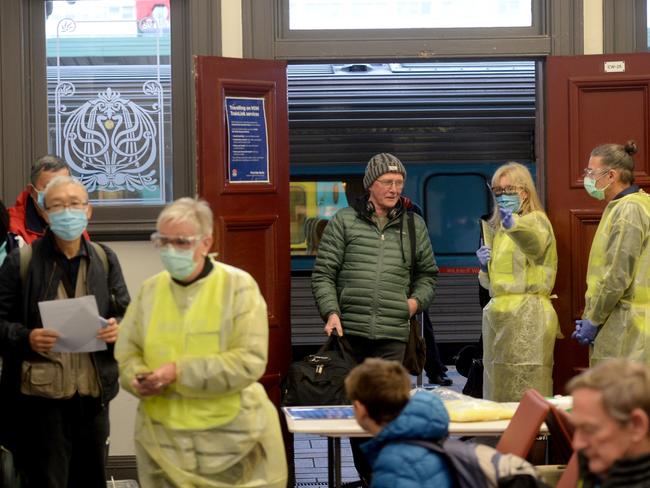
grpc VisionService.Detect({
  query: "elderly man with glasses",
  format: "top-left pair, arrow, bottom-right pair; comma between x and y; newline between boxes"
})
569,359 -> 650,486
0,175 -> 130,488
311,152 -> 438,486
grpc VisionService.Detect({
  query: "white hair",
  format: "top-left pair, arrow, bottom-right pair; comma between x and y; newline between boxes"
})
157,197 -> 213,236
43,175 -> 88,207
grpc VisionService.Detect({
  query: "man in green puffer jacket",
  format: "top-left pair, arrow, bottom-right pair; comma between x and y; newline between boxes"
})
311,152 -> 438,485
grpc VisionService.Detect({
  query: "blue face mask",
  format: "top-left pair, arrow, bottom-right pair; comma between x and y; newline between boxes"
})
160,247 -> 198,281
36,191 -> 45,209
48,209 -> 88,241
495,194 -> 521,213
0,241 -> 6,266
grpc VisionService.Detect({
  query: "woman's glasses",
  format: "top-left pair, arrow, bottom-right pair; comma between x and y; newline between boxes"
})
491,185 -> 522,196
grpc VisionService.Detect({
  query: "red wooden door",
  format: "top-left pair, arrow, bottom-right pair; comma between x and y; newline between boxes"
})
546,52 -> 650,392
194,56 -> 291,405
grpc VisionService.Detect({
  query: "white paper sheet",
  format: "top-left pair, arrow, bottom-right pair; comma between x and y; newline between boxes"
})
38,295 -> 107,353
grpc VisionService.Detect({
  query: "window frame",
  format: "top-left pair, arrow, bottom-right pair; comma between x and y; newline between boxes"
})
0,0 -> 222,240
243,0 -> 582,59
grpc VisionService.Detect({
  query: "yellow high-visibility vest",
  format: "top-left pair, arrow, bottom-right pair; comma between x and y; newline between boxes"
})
143,267 -> 241,430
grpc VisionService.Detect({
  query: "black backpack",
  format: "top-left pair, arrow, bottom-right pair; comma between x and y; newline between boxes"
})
281,335 -> 356,406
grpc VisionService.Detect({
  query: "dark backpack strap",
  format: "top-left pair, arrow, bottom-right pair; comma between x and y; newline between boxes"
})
89,241 -> 109,274
20,241 -> 109,289
407,212 -> 416,292
19,245 -> 33,287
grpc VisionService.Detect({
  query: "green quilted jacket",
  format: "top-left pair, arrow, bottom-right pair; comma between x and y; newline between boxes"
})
311,199 -> 438,342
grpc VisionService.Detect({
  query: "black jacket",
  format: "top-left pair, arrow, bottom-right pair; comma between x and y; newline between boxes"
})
0,232 -> 130,406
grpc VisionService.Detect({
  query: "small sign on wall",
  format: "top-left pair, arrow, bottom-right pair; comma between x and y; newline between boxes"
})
604,61 -> 626,73
225,96 -> 270,183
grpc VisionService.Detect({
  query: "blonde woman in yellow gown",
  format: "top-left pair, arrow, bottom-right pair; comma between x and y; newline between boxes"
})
476,162 -> 561,402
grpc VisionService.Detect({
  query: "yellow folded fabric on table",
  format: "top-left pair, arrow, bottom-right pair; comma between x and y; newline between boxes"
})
443,399 -> 518,422
412,387 -> 518,422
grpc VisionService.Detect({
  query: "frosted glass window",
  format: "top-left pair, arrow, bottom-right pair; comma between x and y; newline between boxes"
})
45,0 -> 172,206
289,0 -> 532,30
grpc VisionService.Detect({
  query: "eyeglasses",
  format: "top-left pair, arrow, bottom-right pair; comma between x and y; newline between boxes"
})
375,178 -> 404,189
491,185 -> 522,196
150,232 -> 202,250
583,167 -> 610,178
45,201 -> 89,213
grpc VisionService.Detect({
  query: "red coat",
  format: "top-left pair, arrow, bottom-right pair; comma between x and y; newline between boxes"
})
8,190 -> 46,244
8,190 -> 90,244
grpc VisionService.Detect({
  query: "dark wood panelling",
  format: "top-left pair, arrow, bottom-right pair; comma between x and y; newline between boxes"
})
569,210 -> 602,319
569,78 -> 650,188
219,214 -> 279,327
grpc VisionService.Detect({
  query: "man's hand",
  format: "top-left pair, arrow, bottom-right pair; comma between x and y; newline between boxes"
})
407,298 -> 418,318
97,317 -> 119,344
324,313 -> 343,336
131,362 -> 177,397
29,328 -> 60,353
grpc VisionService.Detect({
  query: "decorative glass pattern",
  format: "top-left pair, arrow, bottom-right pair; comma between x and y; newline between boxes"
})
46,0 -> 172,206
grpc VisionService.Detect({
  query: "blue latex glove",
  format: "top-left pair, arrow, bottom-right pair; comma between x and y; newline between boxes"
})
499,207 -> 515,229
476,246 -> 491,272
571,319 -> 599,345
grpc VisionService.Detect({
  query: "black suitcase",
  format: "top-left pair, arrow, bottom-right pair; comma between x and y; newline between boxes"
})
281,335 -> 356,406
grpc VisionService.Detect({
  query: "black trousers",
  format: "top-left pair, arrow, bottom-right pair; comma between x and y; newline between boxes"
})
344,335 -> 406,485
16,393 -> 109,488
422,311 -> 448,379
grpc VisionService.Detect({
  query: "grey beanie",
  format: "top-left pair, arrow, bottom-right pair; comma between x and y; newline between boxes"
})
363,153 -> 406,189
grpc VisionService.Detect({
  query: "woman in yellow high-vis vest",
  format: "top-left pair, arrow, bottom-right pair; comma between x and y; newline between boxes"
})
476,162 -> 561,402
115,198 -> 287,488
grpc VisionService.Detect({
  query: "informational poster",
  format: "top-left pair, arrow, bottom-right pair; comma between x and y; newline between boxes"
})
225,96 -> 270,183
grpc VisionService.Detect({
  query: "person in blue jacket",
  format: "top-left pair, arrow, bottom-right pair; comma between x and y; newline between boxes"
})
345,357 -> 453,488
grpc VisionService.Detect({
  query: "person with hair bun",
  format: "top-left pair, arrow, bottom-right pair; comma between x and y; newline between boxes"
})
572,141 -> 650,367
475,162 -> 560,401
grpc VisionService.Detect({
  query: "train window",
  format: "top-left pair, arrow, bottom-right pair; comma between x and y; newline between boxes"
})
45,0 -> 172,207
425,174 -> 490,258
290,180 -> 358,256
289,0 -> 532,30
